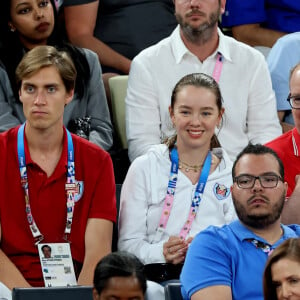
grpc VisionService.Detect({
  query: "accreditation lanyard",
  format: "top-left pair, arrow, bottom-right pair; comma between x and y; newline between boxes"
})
17,123 -> 76,245
212,52 -> 223,83
156,148 -> 212,240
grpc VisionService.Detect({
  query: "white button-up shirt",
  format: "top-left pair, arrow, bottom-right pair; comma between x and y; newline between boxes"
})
126,26 -> 281,161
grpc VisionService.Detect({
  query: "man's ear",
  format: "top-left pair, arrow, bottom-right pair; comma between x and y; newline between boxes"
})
65,89 -> 74,105
220,0 -> 226,14
19,89 -> 23,103
283,181 -> 288,198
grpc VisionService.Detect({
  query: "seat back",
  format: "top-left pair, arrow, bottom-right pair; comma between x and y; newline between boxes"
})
164,282 -> 183,300
144,263 -> 183,283
12,286 -> 93,300
108,75 -> 128,149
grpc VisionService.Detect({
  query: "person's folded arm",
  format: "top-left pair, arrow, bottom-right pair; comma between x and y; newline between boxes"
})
191,286 -> 232,300
84,49 -> 113,150
64,1 -> 131,74
0,223 -> 31,289
232,24 -> 285,48
181,228 -> 232,300
77,152 -> 115,285
126,57 -> 161,161
77,218 -> 113,286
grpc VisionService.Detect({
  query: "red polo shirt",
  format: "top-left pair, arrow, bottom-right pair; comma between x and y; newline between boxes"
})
0,126 -> 116,286
266,127 -> 300,197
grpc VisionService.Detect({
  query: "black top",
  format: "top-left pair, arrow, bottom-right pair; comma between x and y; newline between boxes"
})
63,0 -> 177,72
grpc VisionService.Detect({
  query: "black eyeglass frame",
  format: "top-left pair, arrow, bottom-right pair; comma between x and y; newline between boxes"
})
233,174 -> 283,189
287,93 -> 300,109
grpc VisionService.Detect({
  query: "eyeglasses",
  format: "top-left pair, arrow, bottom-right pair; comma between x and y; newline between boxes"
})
287,93 -> 300,109
233,174 -> 283,189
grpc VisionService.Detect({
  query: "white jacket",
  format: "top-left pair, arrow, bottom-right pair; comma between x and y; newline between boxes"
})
118,144 -> 237,264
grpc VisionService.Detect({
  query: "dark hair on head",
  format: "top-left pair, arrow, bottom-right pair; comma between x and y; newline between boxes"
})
0,0 -> 60,47
0,0 -> 89,100
263,238 -> 300,300
232,143 -> 284,179
166,73 -> 223,149
93,251 -> 147,296
41,245 -> 51,251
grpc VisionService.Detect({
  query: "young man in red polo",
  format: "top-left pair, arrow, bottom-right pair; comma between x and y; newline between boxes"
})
0,45 -> 116,294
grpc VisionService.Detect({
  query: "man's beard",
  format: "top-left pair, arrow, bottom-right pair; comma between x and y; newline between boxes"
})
175,8 -> 220,44
232,192 -> 285,229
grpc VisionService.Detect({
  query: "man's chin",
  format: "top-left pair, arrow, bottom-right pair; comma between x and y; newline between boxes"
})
243,214 -> 276,228
184,23 -> 209,33
248,213 -> 269,221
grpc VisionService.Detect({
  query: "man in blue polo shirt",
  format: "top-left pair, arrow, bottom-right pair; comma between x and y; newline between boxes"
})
221,1 -> 300,50
180,144 -> 300,300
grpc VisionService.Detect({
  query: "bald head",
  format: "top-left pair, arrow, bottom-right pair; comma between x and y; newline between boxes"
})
290,63 -> 300,86
289,63 -> 300,132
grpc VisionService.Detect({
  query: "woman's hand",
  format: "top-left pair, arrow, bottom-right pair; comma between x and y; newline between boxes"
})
163,236 -> 193,264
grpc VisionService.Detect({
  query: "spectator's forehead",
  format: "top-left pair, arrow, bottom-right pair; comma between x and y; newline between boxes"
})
234,154 -> 280,177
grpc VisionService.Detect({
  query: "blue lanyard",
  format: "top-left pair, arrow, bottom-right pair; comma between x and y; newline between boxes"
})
156,147 -> 212,240
17,123 -> 76,245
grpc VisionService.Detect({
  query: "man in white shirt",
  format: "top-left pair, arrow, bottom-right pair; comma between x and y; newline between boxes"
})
126,0 -> 281,162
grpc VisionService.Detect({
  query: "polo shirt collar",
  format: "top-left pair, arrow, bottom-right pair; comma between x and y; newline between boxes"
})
230,220 -> 299,246
24,126 -> 68,180
230,220 -> 262,242
217,28 -> 232,62
170,25 -> 232,64
292,127 -> 300,157
171,26 -> 188,64
281,224 -> 300,238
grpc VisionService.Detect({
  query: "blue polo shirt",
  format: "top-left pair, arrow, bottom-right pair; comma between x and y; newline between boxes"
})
221,0 -> 300,33
180,220 -> 300,300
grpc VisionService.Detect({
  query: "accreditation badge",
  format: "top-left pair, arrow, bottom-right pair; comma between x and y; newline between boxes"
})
38,243 -> 77,287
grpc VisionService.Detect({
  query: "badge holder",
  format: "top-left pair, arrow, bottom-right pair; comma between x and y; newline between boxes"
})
38,243 -> 77,287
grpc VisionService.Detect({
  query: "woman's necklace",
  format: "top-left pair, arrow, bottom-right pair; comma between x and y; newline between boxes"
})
178,159 -> 203,173
178,155 -> 219,173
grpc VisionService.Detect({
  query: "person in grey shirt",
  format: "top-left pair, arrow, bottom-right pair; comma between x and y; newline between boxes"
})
0,0 -> 113,150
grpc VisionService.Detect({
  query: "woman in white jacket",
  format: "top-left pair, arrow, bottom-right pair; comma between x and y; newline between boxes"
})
118,73 -> 237,266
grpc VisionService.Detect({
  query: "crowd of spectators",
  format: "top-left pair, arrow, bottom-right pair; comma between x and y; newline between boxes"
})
1,0 -> 300,300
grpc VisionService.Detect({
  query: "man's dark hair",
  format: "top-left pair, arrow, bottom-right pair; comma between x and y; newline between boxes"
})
93,251 -> 147,295
232,143 -> 284,179
41,245 -> 51,252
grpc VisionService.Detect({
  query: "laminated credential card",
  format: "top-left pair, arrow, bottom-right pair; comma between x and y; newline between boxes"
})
38,243 -> 77,287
